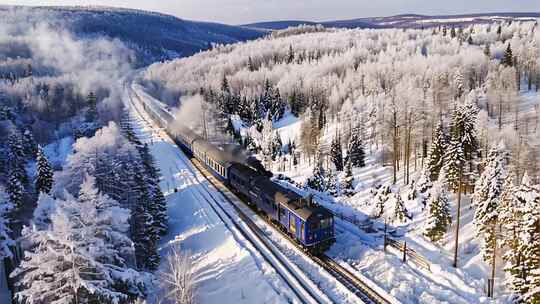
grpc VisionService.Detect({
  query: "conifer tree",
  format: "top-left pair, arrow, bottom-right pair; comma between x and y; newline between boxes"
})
86,92 -> 97,121
330,135 -> 344,171
424,180 -> 451,243
473,142 -> 508,263
132,168 -> 160,270
347,124 -> 366,168
7,170 -> 24,210
341,159 -> 354,196
306,163 -> 327,192
517,174 -> 540,302
35,146 -> 53,195
499,174 -> 525,296
22,129 -> 37,158
371,184 -> 391,218
444,136 -> 465,192
8,133 -> 28,185
502,44 -> 514,67
427,122 -> 448,181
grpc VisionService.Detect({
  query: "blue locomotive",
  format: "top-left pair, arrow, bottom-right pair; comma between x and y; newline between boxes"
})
135,90 -> 335,253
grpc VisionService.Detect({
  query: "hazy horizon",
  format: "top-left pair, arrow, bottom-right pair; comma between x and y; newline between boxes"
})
1,0 -> 539,24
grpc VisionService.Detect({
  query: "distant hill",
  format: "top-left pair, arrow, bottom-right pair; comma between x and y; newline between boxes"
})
0,5 -> 266,66
244,12 -> 540,30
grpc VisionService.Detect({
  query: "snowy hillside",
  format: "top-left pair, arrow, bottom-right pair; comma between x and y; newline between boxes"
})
245,12 -> 540,30
139,20 -> 540,303
0,5 -> 266,65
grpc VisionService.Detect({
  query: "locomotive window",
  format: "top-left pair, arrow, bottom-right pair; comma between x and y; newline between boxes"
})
311,222 -> 320,230
320,218 -> 332,229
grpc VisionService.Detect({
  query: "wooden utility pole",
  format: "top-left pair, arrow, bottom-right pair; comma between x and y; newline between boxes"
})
453,168 -> 463,268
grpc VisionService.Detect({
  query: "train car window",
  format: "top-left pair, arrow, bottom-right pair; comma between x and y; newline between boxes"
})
311,222 -> 320,230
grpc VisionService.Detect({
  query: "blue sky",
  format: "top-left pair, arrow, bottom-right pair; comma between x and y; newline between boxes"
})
2,0 -> 540,24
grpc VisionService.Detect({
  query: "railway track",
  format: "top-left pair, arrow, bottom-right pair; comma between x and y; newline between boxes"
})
128,90 -> 327,304
129,86 -> 398,304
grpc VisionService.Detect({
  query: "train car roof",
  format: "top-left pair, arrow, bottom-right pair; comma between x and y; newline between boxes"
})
193,140 -> 233,165
253,176 -> 329,221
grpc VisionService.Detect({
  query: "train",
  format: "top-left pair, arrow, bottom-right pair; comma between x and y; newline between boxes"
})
135,89 -> 335,254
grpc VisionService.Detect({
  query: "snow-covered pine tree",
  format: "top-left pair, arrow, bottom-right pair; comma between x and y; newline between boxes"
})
7,133 -> 28,185
7,169 -> 24,210
326,170 -> 339,196
370,184 -> 391,218
427,122 -> 448,181
502,44 -> 514,67
0,188 -> 13,258
499,173 -> 526,297
306,163 -> 327,192
472,142 -> 508,263
517,174 -> 540,302
35,145 -> 53,195
86,91 -> 98,121
444,136 -> 465,192
347,124 -> 366,168
414,165 -> 433,208
341,159 -> 355,196
387,189 -> 410,224
330,135 -> 344,171
424,180 -> 451,243
22,129 -> 38,158
149,187 -> 168,237
132,168 -> 160,270
13,180 -> 145,304
270,87 -> 286,121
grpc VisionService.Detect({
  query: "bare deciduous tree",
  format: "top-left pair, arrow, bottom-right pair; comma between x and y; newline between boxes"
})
159,245 -> 196,304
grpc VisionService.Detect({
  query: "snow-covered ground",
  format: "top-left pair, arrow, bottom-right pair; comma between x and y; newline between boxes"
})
266,90 -> 540,304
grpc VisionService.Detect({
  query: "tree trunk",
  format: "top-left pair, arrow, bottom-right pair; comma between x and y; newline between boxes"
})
453,168 -> 463,268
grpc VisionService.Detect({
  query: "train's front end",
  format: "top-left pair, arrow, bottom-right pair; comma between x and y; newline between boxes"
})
305,206 -> 335,254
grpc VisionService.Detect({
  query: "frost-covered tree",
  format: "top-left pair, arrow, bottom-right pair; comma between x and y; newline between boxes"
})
427,122 -> 448,181
501,44 -> 514,67
424,180 -> 451,243
22,129 -> 38,158
86,91 -> 98,121
341,159 -> 355,196
0,188 -> 14,258
7,133 -> 28,185
444,136 -> 465,192
330,135 -> 344,171
370,184 -> 391,219
12,177 -> 145,304
414,165 -> 433,207
35,145 -> 53,195
7,169 -> 24,210
499,174 -> 525,297
347,124 -> 365,168
132,168 -> 160,271
306,163 -> 327,192
473,142 -> 508,263
159,245 -> 195,304
517,175 -> 540,302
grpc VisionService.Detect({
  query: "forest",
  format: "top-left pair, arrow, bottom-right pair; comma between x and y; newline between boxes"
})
140,21 -> 540,302
0,8 -> 171,303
